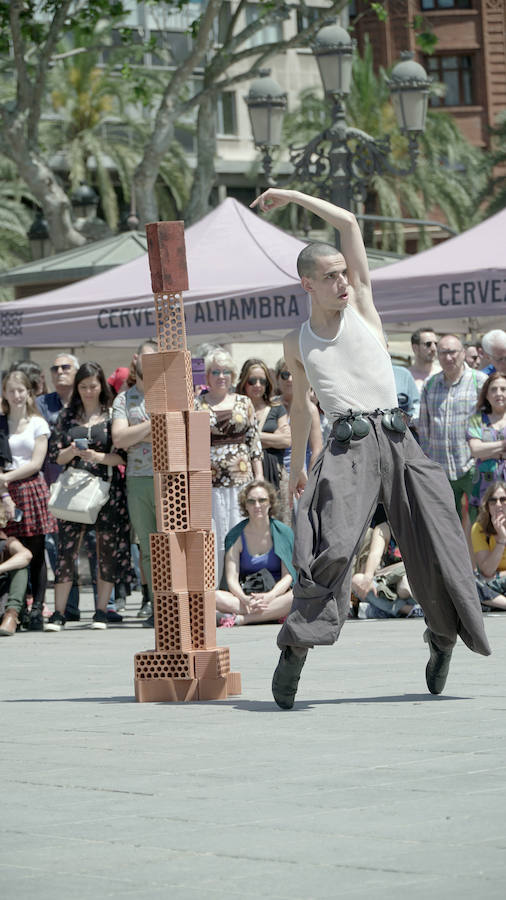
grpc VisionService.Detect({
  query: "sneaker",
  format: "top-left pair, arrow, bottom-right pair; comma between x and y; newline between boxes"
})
64,610 -> 81,622
137,600 -> 152,619
219,614 -> 237,628
115,597 -> 126,612
91,609 -> 108,630
106,609 -> 123,624
44,611 -> 66,632
424,629 -> 453,695
142,613 -> 154,628
272,646 -> 307,710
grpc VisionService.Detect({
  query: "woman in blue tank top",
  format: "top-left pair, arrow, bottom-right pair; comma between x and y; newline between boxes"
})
216,479 -> 295,627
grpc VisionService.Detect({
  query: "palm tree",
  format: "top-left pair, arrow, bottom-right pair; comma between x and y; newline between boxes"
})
42,28 -> 191,230
481,111 -> 506,216
279,37 -> 488,251
0,158 -> 32,301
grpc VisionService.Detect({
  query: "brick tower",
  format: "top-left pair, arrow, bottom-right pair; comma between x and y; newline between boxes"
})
134,220 -> 242,702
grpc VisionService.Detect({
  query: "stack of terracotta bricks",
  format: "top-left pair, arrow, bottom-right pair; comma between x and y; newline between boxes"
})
134,220 -> 242,702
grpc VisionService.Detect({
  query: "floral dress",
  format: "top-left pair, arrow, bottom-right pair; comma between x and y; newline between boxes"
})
48,409 -> 133,586
194,393 -> 262,583
195,393 -> 262,487
466,411 -> 506,509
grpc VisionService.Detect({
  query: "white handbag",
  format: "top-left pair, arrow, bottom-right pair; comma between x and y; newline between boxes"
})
48,465 -> 113,524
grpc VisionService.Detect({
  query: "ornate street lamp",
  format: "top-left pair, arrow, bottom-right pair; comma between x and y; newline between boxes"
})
245,69 -> 287,186
70,181 -> 99,220
27,208 -> 52,259
246,23 -> 431,243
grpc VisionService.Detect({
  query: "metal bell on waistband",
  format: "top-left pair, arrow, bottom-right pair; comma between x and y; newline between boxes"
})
352,415 -> 370,438
334,420 -> 353,443
391,410 -> 407,433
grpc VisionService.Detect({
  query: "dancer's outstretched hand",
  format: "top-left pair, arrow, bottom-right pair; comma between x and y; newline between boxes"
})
250,188 -> 295,213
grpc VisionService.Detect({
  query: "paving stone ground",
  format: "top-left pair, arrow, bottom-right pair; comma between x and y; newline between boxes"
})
1,590 -> 505,899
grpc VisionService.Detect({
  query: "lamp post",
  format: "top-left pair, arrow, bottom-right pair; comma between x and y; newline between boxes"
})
245,69 -> 287,187
246,24 -> 430,244
27,208 -> 52,259
70,181 -> 99,221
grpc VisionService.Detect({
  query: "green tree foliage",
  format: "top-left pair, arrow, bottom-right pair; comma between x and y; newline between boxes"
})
481,111 -> 506,216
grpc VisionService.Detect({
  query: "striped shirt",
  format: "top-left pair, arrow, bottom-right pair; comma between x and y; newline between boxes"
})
418,365 -> 487,480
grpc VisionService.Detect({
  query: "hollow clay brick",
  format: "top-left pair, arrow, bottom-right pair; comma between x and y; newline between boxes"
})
135,677 -> 198,703
154,472 -> 190,532
189,471 -> 212,530
143,350 -> 194,413
226,672 -> 242,696
189,590 -> 216,650
134,649 -> 195,679
194,647 -> 230,680
197,676 -> 228,701
186,410 -> 211,471
146,221 -> 189,293
153,291 -> 187,352
153,592 -> 192,653
185,531 -> 215,592
150,532 -> 188,592
151,411 -> 187,472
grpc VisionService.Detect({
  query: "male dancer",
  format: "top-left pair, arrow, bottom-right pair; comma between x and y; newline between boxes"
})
251,188 -> 490,710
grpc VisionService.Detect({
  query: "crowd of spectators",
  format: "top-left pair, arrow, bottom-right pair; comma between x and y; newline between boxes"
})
1,326 -> 505,637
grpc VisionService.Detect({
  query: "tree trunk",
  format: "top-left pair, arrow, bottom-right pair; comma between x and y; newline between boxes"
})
184,93 -> 217,226
8,141 -> 85,252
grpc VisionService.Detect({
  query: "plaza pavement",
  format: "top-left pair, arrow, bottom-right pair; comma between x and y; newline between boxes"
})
1,590 -> 506,900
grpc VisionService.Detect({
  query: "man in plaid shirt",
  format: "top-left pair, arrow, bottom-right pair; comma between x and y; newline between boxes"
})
418,334 -> 486,518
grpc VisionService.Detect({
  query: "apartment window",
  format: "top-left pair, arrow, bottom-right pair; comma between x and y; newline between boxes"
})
421,1 -> 472,9
427,55 -> 474,106
216,92 -> 237,135
296,7 -> 329,33
244,3 -> 283,48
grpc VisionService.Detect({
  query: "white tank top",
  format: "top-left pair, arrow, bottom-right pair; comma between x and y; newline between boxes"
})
299,305 -> 397,422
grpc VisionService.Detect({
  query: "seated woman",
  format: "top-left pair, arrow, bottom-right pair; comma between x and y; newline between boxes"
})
0,500 -> 33,636
216,479 -> 295,626
471,480 -> 506,611
351,521 -> 422,619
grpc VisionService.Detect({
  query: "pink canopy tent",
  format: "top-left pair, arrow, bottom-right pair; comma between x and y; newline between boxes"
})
0,198 -> 309,348
371,206 -> 506,327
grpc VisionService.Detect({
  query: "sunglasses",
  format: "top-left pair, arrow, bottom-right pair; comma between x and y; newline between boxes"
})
246,497 -> 269,505
210,369 -> 233,377
247,376 -> 267,386
278,371 -> 291,380
488,497 -> 506,505
421,341 -> 437,348
50,364 -> 73,373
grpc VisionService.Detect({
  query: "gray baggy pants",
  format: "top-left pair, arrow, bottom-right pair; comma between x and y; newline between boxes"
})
278,414 -> 491,657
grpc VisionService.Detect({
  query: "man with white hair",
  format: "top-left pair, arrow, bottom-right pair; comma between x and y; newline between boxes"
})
481,329 -> 506,376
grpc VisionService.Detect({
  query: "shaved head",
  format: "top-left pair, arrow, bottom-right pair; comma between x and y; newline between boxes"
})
297,241 -> 342,279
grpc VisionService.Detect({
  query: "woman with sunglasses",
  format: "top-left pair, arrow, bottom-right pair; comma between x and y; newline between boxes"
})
195,349 -> 263,582
237,358 -> 291,520
471,481 -> 506,610
0,369 -> 56,631
467,372 -> 506,516
216,480 -> 295,626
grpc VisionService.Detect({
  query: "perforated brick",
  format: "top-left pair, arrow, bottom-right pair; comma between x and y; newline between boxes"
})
150,532 -> 187,592
143,350 -> 194,413
135,677 -> 198,703
189,590 -> 216,650
153,592 -> 192,653
185,531 -> 215,591
153,292 -> 187,351
151,411 -> 187,473
186,410 -> 211,471
194,647 -> 230,680
154,472 -> 189,532
146,221 -> 189,293
197,676 -> 228,701
189,471 -> 212,530
226,671 -> 242,696
134,649 -> 195,679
